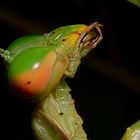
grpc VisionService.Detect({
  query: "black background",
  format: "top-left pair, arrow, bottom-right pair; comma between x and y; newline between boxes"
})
0,0 -> 140,140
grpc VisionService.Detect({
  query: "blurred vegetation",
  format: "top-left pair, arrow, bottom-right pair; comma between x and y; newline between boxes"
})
128,0 -> 140,7
0,0 -> 140,140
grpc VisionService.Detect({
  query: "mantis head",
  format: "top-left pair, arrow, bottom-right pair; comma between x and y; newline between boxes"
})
0,22 -> 103,101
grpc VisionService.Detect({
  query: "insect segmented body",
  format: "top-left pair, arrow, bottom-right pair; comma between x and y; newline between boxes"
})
0,22 -> 103,140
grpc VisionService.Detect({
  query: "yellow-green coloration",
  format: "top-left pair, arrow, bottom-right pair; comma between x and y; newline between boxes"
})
0,22 -> 102,101
0,22 -> 103,140
31,22 -> 103,140
32,81 -> 87,140
128,0 -> 140,8
1,21 -> 140,140
121,120 -> 140,140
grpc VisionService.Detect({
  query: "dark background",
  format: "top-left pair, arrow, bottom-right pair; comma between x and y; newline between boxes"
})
0,0 -> 140,140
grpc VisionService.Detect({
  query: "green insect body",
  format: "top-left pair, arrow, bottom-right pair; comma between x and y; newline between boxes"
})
0,22 -> 103,140
32,81 -> 87,140
1,21 -> 139,140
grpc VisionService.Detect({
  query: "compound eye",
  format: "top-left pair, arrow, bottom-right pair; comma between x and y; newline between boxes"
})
8,47 -> 56,100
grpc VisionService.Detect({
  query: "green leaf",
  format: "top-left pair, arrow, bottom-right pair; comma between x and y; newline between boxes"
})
128,0 -> 140,8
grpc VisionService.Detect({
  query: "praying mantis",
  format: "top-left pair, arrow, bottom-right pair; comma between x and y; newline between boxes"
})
0,22 -> 139,140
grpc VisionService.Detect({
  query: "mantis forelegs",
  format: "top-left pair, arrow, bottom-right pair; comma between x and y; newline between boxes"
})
31,80 -> 87,140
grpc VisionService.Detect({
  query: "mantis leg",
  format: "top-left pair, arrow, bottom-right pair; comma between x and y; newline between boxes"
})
31,80 -> 87,140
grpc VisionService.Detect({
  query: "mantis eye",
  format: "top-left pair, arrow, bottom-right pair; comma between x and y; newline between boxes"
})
0,35 -> 57,101
7,47 -> 56,101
